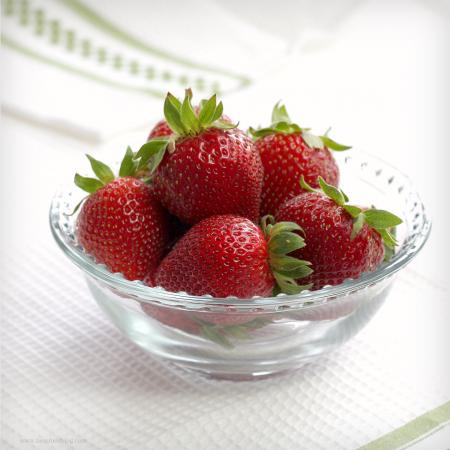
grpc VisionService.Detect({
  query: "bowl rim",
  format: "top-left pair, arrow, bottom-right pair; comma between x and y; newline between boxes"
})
49,151 -> 431,311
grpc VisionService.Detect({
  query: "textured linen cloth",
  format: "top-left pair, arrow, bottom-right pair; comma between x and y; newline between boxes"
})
1,0 -> 450,448
1,236 -> 449,449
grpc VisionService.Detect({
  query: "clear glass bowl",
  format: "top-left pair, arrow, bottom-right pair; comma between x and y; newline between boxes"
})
49,151 -> 430,380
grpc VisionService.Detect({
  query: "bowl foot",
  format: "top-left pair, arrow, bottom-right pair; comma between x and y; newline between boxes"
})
172,362 -> 310,382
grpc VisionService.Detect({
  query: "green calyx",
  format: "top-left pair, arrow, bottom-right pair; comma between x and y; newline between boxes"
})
299,176 -> 403,251
75,147 -> 139,194
74,139 -> 171,197
132,89 -> 238,176
133,138 -> 171,176
163,88 -> 237,137
249,102 -> 351,151
261,215 -> 313,295
72,147 -> 146,214
196,317 -> 270,349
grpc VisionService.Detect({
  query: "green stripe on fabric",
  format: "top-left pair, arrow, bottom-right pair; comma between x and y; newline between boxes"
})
2,0 -> 210,90
59,0 -> 251,85
1,34 -> 165,98
359,401 -> 450,450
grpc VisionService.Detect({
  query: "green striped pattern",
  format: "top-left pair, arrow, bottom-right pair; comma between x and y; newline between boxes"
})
1,0 -> 251,96
2,35 -> 164,98
359,401 -> 450,450
60,0 -> 250,84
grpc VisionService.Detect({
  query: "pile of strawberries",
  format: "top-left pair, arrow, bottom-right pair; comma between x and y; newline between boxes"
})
74,89 -> 402,300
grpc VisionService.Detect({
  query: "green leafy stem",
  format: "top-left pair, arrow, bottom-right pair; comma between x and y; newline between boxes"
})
261,215 -> 313,295
249,102 -> 351,151
195,317 -> 271,349
300,176 -> 403,250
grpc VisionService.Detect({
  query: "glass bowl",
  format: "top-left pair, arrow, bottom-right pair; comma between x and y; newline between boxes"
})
49,151 -> 430,380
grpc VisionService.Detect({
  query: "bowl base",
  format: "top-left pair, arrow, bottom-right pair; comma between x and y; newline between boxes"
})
175,363 -> 306,382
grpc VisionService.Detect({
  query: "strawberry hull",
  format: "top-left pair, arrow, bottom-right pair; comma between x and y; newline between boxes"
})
142,304 -> 256,332
141,302 -> 273,349
147,112 -> 232,141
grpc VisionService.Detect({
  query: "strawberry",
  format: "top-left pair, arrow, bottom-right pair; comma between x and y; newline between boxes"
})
142,302 -> 271,348
276,177 -> 402,289
250,103 -> 351,216
147,119 -> 171,140
142,304 -> 201,334
136,90 -> 263,224
74,148 -> 171,281
155,214 -> 312,298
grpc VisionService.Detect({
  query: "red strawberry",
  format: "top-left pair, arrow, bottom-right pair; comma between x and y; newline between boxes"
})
143,271 -> 157,287
147,119 -> 171,140
136,90 -> 263,224
155,214 -> 312,298
74,149 -> 170,281
142,304 -> 200,334
250,103 -> 351,216
276,177 -> 402,289
141,303 -> 259,334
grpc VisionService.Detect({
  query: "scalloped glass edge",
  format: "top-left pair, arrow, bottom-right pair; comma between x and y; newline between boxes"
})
49,151 -> 431,311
